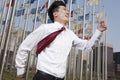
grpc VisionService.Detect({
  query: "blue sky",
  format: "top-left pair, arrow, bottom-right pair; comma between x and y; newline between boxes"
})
101,0 -> 120,52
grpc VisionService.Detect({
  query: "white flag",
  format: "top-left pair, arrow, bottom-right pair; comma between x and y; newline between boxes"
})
87,0 -> 100,6
94,11 -> 107,25
21,3 -> 31,8
85,21 -> 93,36
73,7 -> 83,14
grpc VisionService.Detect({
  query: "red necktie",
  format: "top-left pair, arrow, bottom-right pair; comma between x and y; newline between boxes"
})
36,27 -> 65,56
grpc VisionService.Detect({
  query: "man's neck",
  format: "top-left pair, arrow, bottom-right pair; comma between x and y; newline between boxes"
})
54,20 -> 67,27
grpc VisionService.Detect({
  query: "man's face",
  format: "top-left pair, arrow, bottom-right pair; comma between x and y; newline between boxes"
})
54,6 -> 69,23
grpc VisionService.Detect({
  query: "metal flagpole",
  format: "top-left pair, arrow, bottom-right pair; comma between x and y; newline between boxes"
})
97,41 -> 101,80
65,0 -> 73,80
0,0 -> 17,79
102,40 -> 105,80
9,0 -> 23,71
32,0 -> 41,73
68,0 -> 72,29
4,30 -> 13,70
10,32 -> 19,71
25,0 -> 41,80
90,2 -> 95,80
76,0 -> 81,79
18,8 -> 31,78
21,4 -> 31,41
45,0 -> 50,24
63,1 -> 72,79
80,0 -> 86,80
23,1 -> 34,80
86,52 -> 90,80
0,0 -> 13,71
86,18 -> 91,80
0,0 -> 7,41
102,24 -> 105,80
32,0 -> 40,30
0,1 -> 7,64
73,49 -> 77,80
105,29 -> 107,80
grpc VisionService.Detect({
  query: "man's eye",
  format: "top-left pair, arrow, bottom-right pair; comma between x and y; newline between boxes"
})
64,9 -> 66,10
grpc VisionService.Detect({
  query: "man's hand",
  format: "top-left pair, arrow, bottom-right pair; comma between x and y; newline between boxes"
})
97,21 -> 107,32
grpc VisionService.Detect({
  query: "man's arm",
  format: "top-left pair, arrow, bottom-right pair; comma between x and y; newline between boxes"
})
15,24 -> 46,78
73,21 -> 107,51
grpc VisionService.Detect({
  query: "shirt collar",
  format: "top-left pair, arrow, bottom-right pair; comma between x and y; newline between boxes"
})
54,21 -> 67,29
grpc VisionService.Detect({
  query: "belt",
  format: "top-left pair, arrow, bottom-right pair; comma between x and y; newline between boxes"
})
37,70 -> 64,80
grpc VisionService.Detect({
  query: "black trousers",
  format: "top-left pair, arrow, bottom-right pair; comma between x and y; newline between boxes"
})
33,70 -> 64,80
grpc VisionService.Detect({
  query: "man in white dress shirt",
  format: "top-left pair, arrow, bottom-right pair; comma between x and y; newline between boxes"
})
15,1 -> 107,80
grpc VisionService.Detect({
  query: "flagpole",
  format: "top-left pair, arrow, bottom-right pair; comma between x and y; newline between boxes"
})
90,2 -> 95,80
0,0 -> 17,79
69,1 -> 78,80
32,0 -> 40,30
72,48 -> 77,80
65,0 -> 73,80
45,0 -> 50,24
97,1 -> 103,80
31,0 -> 41,74
76,0 -> 82,80
9,0 -> 25,71
80,0 -> 87,80
105,29 -> 107,80
0,0 -> 14,72
9,0 -> 26,72
96,10 -> 101,80
25,0 -> 41,80
22,1 -> 34,80
0,0 -> 7,43
68,0 -> 72,29
21,8 -> 30,41
10,32 -> 19,71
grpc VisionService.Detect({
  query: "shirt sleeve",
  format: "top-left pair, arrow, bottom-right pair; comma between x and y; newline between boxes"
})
73,29 -> 102,51
15,24 -> 46,75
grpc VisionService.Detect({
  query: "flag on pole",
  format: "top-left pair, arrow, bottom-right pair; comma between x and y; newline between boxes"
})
38,1 -> 48,13
71,24 -> 82,34
73,7 -> 83,14
71,10 -> 73,17
85,21 -> 93,36
15,9 -> 25,17
94,11 -> 106,24
36,16 -> 41,22
2,21 -> 6,25
87,0 -> 100,6
31,8 -> 36,14
78,29 -> 83,34
78,13 -> 90,21
64,0 -> 76,4
21,3 -> 31,8
6,0 -> 15,7
30,0 -> 36,4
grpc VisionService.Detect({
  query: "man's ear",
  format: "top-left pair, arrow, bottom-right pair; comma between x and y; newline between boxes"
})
53,12 -> 57,17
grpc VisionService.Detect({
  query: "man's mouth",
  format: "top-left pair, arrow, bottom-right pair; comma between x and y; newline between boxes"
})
65,15 -> 69,18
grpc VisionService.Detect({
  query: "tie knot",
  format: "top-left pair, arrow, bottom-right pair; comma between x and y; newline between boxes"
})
61,27 -> 65,31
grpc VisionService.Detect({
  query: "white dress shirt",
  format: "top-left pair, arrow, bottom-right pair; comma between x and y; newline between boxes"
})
15,21 -> 102,78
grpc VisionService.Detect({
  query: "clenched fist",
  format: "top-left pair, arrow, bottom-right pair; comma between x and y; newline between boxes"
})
97,21 -> 107,32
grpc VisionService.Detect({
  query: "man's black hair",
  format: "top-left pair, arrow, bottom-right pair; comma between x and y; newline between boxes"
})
48,1 -> 66,22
